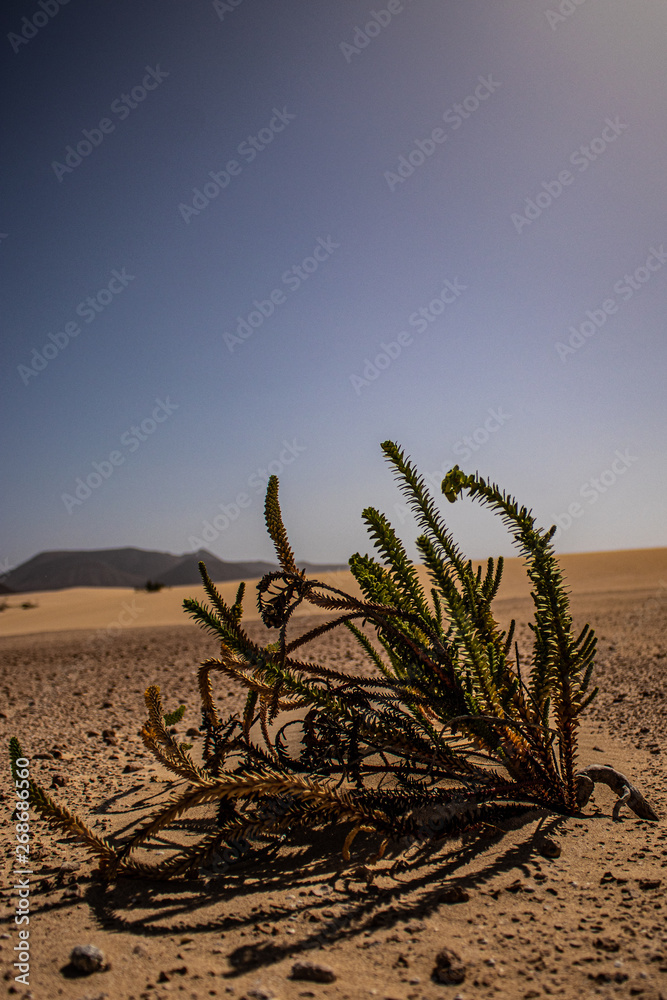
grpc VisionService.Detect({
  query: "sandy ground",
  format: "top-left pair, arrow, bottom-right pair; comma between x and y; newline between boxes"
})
1,548 -> 665,638
1,550 -> 666,1000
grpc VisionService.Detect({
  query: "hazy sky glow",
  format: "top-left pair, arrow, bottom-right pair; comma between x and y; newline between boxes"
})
2,0 -> 666,575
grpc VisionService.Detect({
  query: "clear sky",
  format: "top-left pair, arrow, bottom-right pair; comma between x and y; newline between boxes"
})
2,0 -> 665,574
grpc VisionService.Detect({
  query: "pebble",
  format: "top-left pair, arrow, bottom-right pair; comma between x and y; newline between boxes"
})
69,944 -> 105,974
432,947 -> 466,985
505,878 -> 527,893
439,885 -> 470,904
537,836 -> 562,858
638,878 -> 661,890
594,937 -> 620,953
246,986 -> 276,999
310,884 -> 333,897
290,960 -> 337,983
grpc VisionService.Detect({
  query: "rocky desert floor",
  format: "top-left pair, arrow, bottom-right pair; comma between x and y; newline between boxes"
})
1,582 -> 666,1000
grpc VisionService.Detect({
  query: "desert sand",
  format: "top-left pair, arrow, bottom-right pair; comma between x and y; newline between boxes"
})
1,548 -> 666,1000
1,548 -> 666,639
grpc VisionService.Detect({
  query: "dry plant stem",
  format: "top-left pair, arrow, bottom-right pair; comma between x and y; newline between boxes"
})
575,764 -> 659,821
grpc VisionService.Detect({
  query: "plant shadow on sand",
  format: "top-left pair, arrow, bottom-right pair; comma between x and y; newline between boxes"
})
48,785 -> 570,977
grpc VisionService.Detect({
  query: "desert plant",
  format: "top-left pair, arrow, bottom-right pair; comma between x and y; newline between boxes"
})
11,441 -> 657,879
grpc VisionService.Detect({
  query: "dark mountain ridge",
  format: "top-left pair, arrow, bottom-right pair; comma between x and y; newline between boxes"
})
4,547 -> 347,593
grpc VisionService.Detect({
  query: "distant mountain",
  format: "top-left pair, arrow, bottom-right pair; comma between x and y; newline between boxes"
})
3,547 -> 348,593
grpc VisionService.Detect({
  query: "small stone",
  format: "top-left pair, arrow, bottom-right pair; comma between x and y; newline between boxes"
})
537,836 -> 561,858
432,947 -> 466,985
69,944 -> 105,974
185,728 -> 200,737
290,960 -> 336,983
51,774 -> 67,788
505,878 -> 525,893
638,878 -> 661,890
594,937 -> 620,953
246,987 -> 276,1000
439,885 -> 470,904
122,764 -> 144,773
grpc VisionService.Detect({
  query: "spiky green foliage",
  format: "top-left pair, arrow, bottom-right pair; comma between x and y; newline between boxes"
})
163,704 -> 186,726
13,442 -> 656,879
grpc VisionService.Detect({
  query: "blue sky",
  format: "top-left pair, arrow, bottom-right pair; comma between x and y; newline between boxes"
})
2,0 -> 666,574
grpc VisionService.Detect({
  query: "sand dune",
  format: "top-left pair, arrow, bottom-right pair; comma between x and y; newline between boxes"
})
0,547 -> 665,638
